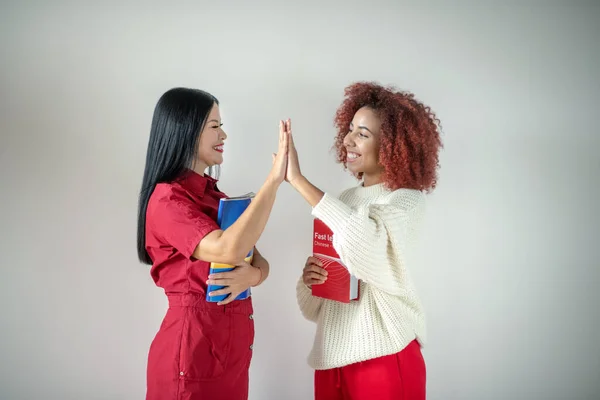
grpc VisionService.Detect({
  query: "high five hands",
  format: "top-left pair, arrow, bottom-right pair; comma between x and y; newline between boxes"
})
273,119 -> 303,186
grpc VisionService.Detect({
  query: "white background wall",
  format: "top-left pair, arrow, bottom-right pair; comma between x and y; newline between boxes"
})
1,1 -> 599,399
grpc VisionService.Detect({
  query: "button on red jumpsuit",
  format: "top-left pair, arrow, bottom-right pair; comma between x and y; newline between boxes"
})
144,171 -> 255,400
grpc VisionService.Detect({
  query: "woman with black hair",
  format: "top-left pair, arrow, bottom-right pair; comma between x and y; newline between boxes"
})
137,87 -> 288,400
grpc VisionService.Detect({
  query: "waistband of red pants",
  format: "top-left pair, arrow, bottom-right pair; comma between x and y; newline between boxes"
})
166,292 -> 253,315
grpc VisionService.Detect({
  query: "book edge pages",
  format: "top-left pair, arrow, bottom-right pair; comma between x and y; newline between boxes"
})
349,275 -> 359,300
221,192 -> 256,201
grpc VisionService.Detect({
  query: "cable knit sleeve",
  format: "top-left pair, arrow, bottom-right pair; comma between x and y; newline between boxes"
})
311,189 -> 424,295
296,277 -> 324,322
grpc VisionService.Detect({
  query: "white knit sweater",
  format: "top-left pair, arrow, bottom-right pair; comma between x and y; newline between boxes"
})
296,183 -> 427,370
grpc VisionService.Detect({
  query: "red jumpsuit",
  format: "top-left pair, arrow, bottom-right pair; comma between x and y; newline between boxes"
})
144,171 -> 255,400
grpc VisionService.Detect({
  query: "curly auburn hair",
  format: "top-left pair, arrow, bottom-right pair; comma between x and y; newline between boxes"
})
333,82 -> 443,192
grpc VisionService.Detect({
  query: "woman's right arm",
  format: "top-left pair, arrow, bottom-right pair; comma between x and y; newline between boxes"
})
296,278 -> 324,323
192,121 -> 289,265
193,178 -> 279,264
296,256 -> 327,322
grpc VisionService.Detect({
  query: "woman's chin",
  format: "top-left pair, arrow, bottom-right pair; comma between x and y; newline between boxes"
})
209,157 -> 224,167
346,164 -> 362,175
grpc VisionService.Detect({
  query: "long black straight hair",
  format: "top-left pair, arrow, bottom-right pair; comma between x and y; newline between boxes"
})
137,87 -> 219,264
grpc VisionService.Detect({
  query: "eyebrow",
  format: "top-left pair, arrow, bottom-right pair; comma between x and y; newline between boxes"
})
350,123 -> 373,134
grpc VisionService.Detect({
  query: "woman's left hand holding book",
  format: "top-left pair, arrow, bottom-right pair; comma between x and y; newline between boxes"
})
206,260 -> 261,305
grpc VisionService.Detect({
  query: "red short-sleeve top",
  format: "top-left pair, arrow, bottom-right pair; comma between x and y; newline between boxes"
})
145,170 -> 227,294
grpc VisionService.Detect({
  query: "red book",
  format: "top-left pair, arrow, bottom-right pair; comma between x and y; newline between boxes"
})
311,218 -> 360,303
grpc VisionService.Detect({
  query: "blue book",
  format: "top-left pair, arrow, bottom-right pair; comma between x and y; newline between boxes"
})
206,192 -> 256,302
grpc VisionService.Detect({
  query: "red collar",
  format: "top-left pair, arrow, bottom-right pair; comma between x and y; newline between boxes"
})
177,170 -> 217,197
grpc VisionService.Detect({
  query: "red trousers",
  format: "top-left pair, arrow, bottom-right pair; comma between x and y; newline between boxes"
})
314,340 -> 426,400
146,294 -> 255,400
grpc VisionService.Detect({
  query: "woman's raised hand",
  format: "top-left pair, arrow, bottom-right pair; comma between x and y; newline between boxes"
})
284,119 -> 303,184
268,120 -> 289,185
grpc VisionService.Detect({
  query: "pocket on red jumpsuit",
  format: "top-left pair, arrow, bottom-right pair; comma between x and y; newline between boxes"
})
178,309 -> 232,381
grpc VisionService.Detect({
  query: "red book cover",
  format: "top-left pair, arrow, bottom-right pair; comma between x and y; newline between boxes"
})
311,218 -> 360,303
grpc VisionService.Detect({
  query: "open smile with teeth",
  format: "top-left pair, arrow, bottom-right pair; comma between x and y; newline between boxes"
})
213,144 -> 224,153
346,152 -> 361,162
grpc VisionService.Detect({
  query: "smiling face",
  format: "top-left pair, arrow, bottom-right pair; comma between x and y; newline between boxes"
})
343,106 -> 384,186
193,103 -> 227,174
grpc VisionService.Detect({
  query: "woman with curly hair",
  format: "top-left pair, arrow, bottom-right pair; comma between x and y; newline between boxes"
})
285,81 -> 442,399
